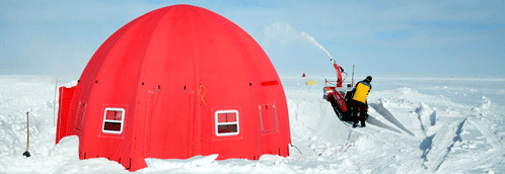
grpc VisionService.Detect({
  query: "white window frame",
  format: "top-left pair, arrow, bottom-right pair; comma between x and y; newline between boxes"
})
215,110 -> 239,136
102,107 -> 125,134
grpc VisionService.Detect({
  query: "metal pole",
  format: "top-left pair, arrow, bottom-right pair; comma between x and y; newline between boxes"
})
352,65 -> 355,87
53,78 -> 58,126
23,111 -> 31,157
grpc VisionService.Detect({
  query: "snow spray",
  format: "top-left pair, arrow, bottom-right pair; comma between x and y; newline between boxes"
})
300,32 -> 334,59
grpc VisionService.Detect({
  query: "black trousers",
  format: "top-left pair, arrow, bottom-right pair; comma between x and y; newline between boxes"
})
349,100 -> 367,125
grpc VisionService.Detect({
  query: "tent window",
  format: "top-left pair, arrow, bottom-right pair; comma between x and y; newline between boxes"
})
215,110 -> 239,136
102,108 -> 125,134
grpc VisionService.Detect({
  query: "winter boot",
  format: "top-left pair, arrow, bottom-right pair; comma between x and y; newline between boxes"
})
352,122 -> 358,128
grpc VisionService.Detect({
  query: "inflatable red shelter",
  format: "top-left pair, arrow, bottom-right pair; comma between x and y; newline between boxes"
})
56,5 -> 291,171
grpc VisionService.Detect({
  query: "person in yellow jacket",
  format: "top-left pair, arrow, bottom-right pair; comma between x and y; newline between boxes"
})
349,76 -> 372,128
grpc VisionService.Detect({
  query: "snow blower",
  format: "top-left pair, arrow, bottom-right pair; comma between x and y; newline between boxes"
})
323,59 -> 367,125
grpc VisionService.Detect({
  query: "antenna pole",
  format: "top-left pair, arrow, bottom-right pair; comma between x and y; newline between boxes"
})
352,65 -> 355,87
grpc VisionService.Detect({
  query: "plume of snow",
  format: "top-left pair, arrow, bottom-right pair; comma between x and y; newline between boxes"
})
299,32 -> 333,59
262,22 -> 334,60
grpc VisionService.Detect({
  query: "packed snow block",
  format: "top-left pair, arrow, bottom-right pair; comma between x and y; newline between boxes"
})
422,119 -> 467,171
56,5 -> 291,172
370,102 -> 415,136
56,86 -> 76,144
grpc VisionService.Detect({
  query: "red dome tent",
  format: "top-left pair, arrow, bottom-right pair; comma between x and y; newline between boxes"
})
56,5 -> 291,171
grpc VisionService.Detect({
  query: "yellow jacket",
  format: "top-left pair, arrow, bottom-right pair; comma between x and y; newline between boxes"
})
352,80 -> 372,104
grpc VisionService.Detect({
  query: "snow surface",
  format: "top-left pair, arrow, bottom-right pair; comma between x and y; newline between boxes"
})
1,75 -> 504,173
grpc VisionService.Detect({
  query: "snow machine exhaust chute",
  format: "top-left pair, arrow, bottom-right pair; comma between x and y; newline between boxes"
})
331,59 -> 344,88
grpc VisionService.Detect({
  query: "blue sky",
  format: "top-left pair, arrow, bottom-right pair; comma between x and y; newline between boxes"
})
0,0 -> 504,81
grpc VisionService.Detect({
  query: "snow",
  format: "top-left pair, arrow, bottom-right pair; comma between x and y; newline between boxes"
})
1,75 -> 504,173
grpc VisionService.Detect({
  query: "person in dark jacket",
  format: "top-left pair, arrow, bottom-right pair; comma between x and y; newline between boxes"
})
349,76 -> 372,128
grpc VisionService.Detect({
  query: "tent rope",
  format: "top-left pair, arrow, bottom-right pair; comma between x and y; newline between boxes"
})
199,84 -> 207,105
290,143 -> 302,155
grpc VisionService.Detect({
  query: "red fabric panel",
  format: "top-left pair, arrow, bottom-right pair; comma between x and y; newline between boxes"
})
227,113 -> 237,122
55,86 -> 76,144
105,110 -> 122,121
